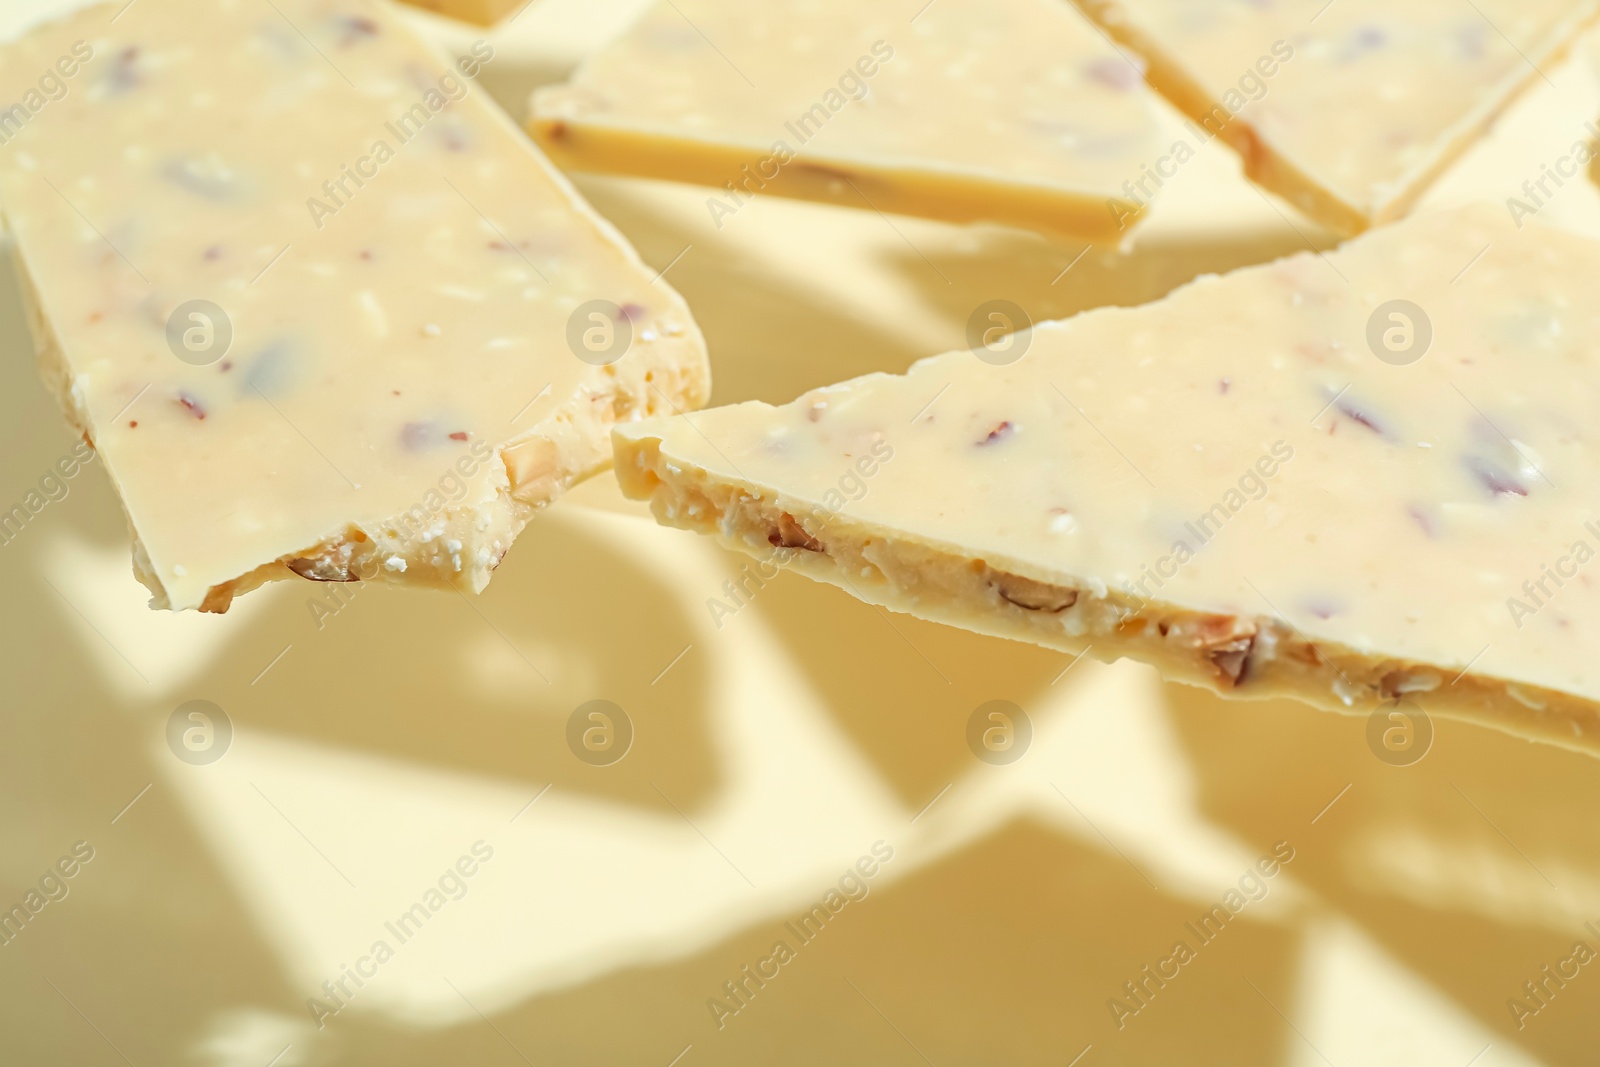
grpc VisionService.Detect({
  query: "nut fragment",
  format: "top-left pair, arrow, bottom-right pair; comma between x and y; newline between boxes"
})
1178,615 -> 1259,688
1506,684 -> 1547,710
976,421 -> 1014,447
199,582 -> 236,614
768,512 -> 823,552
1379,667 -> 1442,699
986,566 -> 1077,613
1332,676 -> 1368,706
175,390 -> 207,419
286,558 -> 360,582
1207,635 -> 1256,687
284,542 -> 361,582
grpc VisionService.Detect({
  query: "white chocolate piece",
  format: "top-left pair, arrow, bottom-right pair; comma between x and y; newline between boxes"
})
1072,0 -> 1600,234
395,0 -> 526,27
529,0 -> 1162,241
0,0 -> 708,612
616,205 -> 1600,754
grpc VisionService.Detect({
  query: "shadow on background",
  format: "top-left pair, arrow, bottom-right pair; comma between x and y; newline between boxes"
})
876,209 -> 1332,366
577,172 -> 1335,416
739,563 -> 1075,809
0,533 -> 298,1065
310,819 -> 1302,1066
0,538 -> 1307,1067
1165,682 -> 1600,1065
0,48 -> 1559,1065
213,507 -> 720,812
575,174 -> 936,408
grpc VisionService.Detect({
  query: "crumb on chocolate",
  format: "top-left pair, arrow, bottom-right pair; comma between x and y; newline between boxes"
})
176,391 -> 206,420
977,421 -> 1013,446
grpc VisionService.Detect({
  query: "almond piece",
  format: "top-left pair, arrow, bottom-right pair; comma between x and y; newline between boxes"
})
986,566 -> 1078,613
768,513 -> 823,552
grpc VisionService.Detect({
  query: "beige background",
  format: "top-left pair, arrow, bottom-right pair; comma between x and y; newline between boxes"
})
4,1 -> 1600,1064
